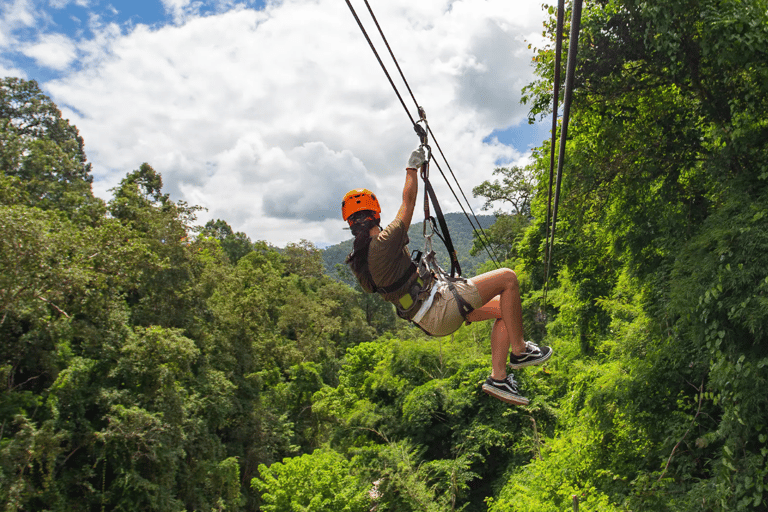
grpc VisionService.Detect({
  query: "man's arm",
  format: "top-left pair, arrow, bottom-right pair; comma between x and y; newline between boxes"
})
395,167 -> 419,229
395,148 -> 426,229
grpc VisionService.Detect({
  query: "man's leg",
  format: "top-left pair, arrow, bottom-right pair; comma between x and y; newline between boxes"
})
468,268 -> 552,373
468,268 -> 526,346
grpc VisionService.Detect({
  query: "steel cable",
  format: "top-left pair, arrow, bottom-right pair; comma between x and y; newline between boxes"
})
345,0 -> 502,267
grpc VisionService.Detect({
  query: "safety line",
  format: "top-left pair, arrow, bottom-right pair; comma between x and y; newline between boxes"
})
361,0 -> 420,111
360,0 -> 501,266
427,128 -> 502,267
343,0 -> 416,126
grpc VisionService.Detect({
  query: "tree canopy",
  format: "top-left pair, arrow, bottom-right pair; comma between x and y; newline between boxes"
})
2,0 -> 768,507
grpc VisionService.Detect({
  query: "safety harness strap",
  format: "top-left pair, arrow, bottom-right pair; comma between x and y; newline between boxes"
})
446,281 -> 475,319
375,263 -> 417,295
422,178 -> 462,278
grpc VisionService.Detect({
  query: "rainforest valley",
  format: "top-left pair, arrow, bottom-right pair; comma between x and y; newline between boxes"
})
2,0 -> 768,509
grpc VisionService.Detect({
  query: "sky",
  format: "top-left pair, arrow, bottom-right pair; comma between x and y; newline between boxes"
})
1,0 -> 552,247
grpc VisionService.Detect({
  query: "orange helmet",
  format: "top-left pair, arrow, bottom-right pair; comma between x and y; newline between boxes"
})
341,188 -> 381,224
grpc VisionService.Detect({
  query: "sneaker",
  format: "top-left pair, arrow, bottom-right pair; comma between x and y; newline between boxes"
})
508,341 -> 553,369
482,374 -> 529,406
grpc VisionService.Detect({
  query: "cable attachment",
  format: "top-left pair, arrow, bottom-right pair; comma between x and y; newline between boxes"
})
413,124 -> 426,141
422,214 -> 436,241
419,144 -> 432,180
411,107 -> 430,180
413,121 -> 426,141
414,106 -> 428,144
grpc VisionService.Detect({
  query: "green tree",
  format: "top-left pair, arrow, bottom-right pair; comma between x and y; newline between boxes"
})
109,163 -> 205,329
472,165 -> 535,217
201,218 -> 253,264
503,0 -> 768,509
284,239 -> 324,278
0,78 -> 102,222
253,448 -> 371,512
471,164 -> 538,261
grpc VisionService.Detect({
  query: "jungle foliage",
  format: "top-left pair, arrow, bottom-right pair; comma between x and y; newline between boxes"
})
2,0 -> 768,508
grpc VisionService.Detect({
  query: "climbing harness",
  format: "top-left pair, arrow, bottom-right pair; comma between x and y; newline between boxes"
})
342,0 -> 585,327
412,224 -> 475,328
409,109 -> 475,327
356,111 -> 475,332
413,109 -> 462,278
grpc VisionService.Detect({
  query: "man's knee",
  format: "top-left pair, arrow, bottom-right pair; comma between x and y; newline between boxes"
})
500,268 -> 519,290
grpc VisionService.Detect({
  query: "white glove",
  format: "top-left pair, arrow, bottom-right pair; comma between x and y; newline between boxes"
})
407,147 -> 427,169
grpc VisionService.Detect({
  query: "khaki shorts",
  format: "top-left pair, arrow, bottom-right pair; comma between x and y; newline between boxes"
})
414,279 -> 483,337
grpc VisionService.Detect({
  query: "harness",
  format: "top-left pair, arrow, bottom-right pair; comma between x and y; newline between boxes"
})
411,111 -> 475,325
410,228 -> 475,327
367,245 -> 474,335
374,257 -> 433,319
370,112 -> 475,332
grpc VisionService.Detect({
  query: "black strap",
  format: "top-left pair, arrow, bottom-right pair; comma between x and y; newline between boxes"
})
375,263 -> 418,294
446,281 -> 474,319
423,178 -> 462,277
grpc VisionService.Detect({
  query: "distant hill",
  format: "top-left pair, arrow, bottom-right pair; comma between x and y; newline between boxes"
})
322,212 -> 497,284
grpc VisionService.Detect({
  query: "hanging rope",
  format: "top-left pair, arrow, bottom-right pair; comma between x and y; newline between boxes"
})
543,0 -> 584,303
343,0 -> 502,270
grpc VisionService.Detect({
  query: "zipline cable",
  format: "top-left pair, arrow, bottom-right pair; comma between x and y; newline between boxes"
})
543,0 -> 565,305
343,0 -> 416,126
358,0 -> 500,268
358,0 -> 501,268
544,0 -> 584,299
360,0 -> 420,114
426,130 -> 503,268
344,0 -> 502,269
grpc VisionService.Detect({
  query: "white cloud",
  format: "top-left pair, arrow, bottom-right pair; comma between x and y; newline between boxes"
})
21,32 -> 78,70
0,0 -> 36,48
41,0 -> 547,246
0,62 -> 27,79
160,0 -> 190,21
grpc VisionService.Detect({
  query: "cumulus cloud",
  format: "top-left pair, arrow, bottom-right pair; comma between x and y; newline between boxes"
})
21,32 -> 78,70
27,0 -> 547,246
261,143 -> 374,222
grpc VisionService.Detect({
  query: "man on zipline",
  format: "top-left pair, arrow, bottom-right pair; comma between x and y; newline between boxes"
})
342,147 -> 552,406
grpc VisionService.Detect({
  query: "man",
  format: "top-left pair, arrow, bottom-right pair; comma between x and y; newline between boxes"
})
342,148 -> 552,405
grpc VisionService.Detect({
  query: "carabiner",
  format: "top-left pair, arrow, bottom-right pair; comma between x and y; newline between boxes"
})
422,216 -> 436,242
419,143 -> 431,180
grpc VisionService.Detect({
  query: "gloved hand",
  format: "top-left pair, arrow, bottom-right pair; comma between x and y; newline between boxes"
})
407,147 -> 427,169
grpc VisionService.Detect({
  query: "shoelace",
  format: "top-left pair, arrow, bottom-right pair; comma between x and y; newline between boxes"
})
503,374 -> 520,390
524,341 -> 539,354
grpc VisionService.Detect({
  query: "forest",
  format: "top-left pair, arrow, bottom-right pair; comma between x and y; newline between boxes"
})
1,0 -> 767,510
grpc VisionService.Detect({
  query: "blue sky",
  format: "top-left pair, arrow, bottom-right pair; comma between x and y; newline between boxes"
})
2,0 -> 551,246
